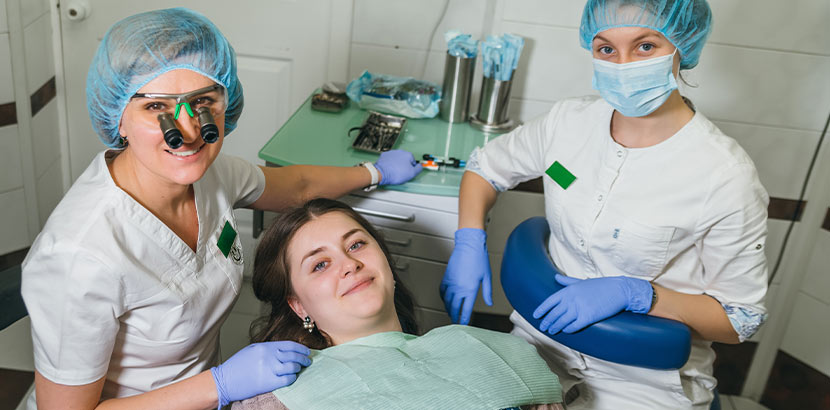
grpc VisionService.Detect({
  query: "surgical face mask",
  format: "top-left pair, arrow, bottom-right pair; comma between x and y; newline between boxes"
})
130,84 -> 227,149
591,49 -> 678,117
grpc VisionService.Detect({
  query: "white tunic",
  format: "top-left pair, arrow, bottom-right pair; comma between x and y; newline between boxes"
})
469,96 -> 769,409
22,150 -> 265,401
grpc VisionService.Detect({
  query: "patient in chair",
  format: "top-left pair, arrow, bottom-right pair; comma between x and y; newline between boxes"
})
232,198 -> 563,410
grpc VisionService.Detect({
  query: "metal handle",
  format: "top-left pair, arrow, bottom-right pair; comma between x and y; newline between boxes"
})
385,237 -> 412,247
353,207 -> 415,222
394,262 -> 410,272
65,1 -> 91,21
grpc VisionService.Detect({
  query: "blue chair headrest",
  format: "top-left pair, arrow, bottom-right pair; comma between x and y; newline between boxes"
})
500,217 -> 691,370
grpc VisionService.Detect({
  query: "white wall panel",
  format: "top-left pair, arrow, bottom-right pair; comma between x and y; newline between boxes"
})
31,100 -> 59,178
780,292 -> 830,376
501,0 -> 583,28
683,45 -> 830,132
801,229 -> 830,305
0,0 -> 7,33
708,0 -> 830,57
0,33 -> 13,102
765,220 -> 788,284
36,158 -> 62,227
0,188 -> 30,254
507,97 -> 554,124
349,44 -> 447,86
22,12 -> 53,95
352,0 -> 487,51
499,22 -> 594,103
0,124 -> 23,192
0,317 -> 34,371
21,0 -> 48,28
713,121 -> 821,200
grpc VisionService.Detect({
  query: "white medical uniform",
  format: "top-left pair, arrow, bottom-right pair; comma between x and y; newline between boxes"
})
22,150 -> 265,406
469,96 -> 769,410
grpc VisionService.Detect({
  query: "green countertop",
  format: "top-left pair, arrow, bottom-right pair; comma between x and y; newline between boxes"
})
258,94 -> 503,197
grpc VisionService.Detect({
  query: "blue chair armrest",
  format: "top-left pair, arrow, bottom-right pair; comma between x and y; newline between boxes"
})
1,264 -> 27,331
500,217 -> 691,370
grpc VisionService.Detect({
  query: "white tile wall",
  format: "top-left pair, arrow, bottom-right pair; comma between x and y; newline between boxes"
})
0,188 -> 30,254
708,0 -> 830,56
500,0 -> 583,28
780,291 -> 830,376
349,44 -> 448,85
801,229 -> 830,305
0,317 -> 35,371
0,33 -> 14,103
36,157 -> 62,227
31,100 -> 59,178
0,125 -> 23,193
0,0 -> 7,33
22,12 -> 53,96
21,0 -> 48,29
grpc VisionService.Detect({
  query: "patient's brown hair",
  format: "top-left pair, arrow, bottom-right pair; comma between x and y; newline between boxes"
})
250,198 -> 419,349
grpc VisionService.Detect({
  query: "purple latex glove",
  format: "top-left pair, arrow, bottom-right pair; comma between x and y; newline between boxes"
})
440,228 -> 493,324
374,149 -> 422,185
210,341 -> 311,408
532,274 -> 653,335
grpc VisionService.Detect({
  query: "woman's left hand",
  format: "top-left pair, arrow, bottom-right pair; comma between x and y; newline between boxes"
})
532,274 -> 653,334
374,150 -> 423,185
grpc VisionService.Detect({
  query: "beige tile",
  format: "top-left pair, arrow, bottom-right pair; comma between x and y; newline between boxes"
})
31,100 -> 59,178
501,0 -> 583,29
712,121 -> 821,200
21,0 -> 49,29
683,45 -> 830,132
801,230 -> 830,305
352,0 -> 487,51
22,13 -> 54,96
780,292 -> 830,376
0,316 -> 34,371
708,0 -> 830,56
0,124 -> 23,193
0,33 -> 13,103
0,188 -> 30,255
35,158 -> 62,228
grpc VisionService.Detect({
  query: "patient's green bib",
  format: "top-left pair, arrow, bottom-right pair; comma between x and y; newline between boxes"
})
273,325 -> 561,409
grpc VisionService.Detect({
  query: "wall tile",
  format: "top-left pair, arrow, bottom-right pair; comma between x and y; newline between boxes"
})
31,100 -> 59,178
712,121 -> 821,199
348,44 -> 448,86
35,158 -> 62,228
0,34 -> 13,103
0,124 -> 23,192
0,188 -> 30,255
0,317 -> 34,371
765,220 -> 788,281
499,22 -> 594,103
22,13 -> 54,96
501,0 -> 583,29
352,0 -> 487,51
708,0 -> 830,57
801,230 -> 830,305
683,45 -> 830,132
0,0 -> 7,33
507,97 -> 554,124
780,292 -> 830,376
21,0 -> 49,29
220,311 -> 257,359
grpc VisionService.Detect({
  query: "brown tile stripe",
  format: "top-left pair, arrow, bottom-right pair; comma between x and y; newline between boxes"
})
823,208 -> 830,232
0,101 -> 16,127
30,76 -> 56,117
510,177 -> 805,221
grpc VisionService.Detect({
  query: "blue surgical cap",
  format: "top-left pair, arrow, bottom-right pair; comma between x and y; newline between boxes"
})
579,0 -> 712,69
86,8 -> 243,148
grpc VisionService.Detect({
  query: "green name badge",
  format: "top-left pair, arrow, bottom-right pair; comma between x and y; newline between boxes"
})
217,221 -> 237,258
546,161 -> 576,190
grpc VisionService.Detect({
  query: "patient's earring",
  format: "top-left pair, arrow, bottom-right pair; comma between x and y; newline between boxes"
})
119,136 -> 128,146
303,316 -> 315,333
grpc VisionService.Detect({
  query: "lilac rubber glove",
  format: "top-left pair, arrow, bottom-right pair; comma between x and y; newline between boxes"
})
374,149 -> 423,185
532,274 -> 653,335
210,341 -> 311,408
440,228 -> 493,324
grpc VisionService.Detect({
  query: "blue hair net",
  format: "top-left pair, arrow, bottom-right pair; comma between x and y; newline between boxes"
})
86,8 -> 243,148
579,0 -> 712,69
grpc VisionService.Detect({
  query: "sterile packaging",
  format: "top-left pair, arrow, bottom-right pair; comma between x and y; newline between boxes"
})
346,70 -> 441,119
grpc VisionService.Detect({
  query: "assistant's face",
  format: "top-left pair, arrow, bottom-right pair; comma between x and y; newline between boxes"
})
119,69 -> 225,187
286,212 -> 397,341
591,26 -> 680,73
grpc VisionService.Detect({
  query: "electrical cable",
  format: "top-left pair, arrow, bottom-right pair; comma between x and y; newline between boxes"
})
419,0 -> 450,80
767,110 -> 830,284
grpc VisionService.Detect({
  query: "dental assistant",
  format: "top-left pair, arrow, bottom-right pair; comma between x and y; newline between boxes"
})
21,8 -> 421,410
440,0 -> 769,408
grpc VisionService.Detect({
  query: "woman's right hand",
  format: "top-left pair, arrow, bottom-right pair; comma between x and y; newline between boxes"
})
440,228 -> 493,325
210,341 -> 311,407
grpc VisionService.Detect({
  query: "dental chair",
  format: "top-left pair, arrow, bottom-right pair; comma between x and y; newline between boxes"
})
500,217 -> 720,410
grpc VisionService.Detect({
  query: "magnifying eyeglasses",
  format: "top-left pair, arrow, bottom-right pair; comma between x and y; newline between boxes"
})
131,84 -> 226,149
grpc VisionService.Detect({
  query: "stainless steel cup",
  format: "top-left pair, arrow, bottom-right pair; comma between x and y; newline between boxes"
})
470,74 -> 516,133
439,52 -> 476,123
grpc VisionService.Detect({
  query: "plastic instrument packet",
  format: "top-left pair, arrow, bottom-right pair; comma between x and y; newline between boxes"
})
346,70 -> 441,119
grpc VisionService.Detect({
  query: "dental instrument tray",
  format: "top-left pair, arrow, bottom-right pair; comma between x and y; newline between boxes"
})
349,111 -> 406,153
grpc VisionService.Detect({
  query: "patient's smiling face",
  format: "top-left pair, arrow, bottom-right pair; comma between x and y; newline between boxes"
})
286,211 -> 401,345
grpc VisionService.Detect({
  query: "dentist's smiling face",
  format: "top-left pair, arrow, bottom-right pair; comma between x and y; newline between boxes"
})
286,211 -> 398,344
119,69 -> 225,187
